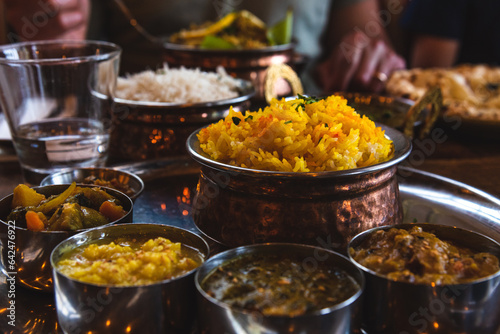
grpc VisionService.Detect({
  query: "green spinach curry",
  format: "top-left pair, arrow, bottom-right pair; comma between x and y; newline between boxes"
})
201,253 -> 360,317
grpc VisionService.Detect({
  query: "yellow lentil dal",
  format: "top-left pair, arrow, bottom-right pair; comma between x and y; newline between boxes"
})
56,237 -> 203,286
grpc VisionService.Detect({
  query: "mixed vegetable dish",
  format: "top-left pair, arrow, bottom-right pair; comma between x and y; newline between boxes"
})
170,10 -> 293,49
350,226 -> 500,284
7,183 -> 128,231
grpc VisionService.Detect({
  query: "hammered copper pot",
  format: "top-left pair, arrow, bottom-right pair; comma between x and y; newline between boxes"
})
109,79 -> 254,162
186,125 -> 412,252
163,42 -> 298,102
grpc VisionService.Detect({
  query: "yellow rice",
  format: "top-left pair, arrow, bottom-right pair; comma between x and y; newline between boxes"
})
197,95 -> 393,172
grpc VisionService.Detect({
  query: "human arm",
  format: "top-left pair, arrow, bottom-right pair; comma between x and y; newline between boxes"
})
409,35 -> 459,68
3,0 -> 90,41
400,0 -> 468,68
314,0 -> 406,93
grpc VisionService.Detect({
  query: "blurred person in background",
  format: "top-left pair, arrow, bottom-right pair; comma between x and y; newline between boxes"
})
2,0 -> 406,94
313,0 -> 406,93
1,0 -> 90,41
400,0 -> 500,68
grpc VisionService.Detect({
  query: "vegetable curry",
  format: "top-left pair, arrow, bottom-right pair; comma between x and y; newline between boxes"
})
350,226 -> 500,284
7,183 -> 127,231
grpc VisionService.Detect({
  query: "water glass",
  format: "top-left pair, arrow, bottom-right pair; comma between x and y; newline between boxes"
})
0,40 -> 121,184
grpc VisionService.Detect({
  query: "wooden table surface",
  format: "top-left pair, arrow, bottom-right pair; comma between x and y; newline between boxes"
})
411,131 -> 500,199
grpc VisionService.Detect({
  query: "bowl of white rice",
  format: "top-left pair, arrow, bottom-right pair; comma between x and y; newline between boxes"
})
109,65 -> 255,162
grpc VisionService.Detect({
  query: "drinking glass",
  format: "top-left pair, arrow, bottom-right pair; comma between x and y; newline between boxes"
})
0,40 -> 121,184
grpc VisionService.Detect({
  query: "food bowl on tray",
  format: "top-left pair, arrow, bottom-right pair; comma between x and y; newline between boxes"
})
40,167 -> 144,201
163,41 -> 299,103
0,183 -> 133,291
109,78 -> 255,162
186,95 -> 412,251
338,92 -> 418,129
51,223 -> 209,334
349,223 -> 500,334
195,243 -> 364,334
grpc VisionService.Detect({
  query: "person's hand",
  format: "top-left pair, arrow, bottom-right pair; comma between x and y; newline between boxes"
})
315,30 -> 406,93
4,0 -> 90,41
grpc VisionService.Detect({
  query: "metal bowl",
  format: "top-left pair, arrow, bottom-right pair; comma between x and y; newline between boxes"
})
109,79 -> 255,162
338,92 -> 418,129
186,124 -> 412,251
348,223 -> 500,334
163,42 -> 297,103
195,243 -> 364,334
51,223 -> 209,334
0,184 -> 133,291
40,167 -> 144,201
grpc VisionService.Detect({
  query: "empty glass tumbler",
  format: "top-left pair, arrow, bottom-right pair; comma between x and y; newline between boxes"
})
0,40 -> 121,184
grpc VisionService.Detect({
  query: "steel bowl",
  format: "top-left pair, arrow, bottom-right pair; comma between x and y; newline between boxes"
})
348,223 -> 500,334
109,79 -> 255,162
186,124 -> 412,252
195,243 -> 364,334
163,42 -> 297,103
51,223 -> 210,334
40,167 -> 144,201
0,184 -> 133,291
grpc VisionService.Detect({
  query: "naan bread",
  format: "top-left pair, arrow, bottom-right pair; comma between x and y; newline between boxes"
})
385,65 -> 500,121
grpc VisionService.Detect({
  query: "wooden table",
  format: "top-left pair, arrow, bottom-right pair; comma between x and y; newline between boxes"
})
412,131 -> 500,199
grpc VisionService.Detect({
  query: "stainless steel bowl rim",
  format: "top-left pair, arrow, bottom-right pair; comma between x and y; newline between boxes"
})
50,223 -> 210,288
195,242 -> 365,318
113,78 -> 255,109
187,123 -> 412,178
348,223 -> 500,286
0,183 -> 133,233
39,167 -> 145,200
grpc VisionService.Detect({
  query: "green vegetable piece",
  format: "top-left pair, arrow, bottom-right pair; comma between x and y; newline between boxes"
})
76,187 -> 118,211
284,120 -> 293,124
47,203 -> 84,231
36,182 -> 77,215
298,94 -> 320,104
7,207 -> 28,227
232,117 -> 241,125
200,35 -> 237,49
267,8 -> 293,45
297,94 -> 320,109
81,206 -> 109,228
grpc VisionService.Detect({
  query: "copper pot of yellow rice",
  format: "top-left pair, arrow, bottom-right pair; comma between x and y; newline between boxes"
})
186,95 -> 412,251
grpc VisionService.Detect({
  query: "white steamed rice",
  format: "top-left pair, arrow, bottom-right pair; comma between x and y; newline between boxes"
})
115,65 -> 241,103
